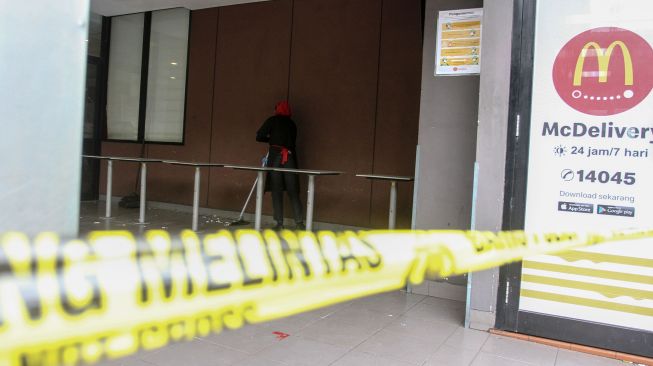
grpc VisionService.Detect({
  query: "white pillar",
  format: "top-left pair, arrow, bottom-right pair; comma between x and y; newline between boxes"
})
0,0 -> 89,236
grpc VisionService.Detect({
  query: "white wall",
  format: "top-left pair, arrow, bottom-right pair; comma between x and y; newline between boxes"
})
0,0 -> 88,236
412,0 -> 515,328
469,0 -> 514,330
414,0 -> 483,232
412,0 -> 483,300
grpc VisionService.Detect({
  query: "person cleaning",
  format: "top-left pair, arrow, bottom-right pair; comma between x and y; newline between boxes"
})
256,101 -> 305,230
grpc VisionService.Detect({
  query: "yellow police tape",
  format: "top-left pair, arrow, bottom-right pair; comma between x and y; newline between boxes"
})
0,228 -> 651,366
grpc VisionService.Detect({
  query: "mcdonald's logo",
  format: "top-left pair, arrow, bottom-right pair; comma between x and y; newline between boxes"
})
573,41 -> 633,86
552,27 -> 653,116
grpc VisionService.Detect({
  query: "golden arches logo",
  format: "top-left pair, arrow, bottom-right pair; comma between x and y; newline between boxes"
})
573,41 -> 633,86
553,27 -> 653,116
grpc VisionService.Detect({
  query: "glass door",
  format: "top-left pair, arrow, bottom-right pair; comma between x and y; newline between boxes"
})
80,12 -> 105,201
80,59 -> 101,200
497,0 -> 653,357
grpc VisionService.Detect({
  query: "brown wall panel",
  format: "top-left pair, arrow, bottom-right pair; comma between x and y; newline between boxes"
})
146,8 -> 218,207
99,143 -> 144,197
98,0 -> 423,228
207,0 -> 293,214
289,0 -> 383,227
369,0 -> 422,228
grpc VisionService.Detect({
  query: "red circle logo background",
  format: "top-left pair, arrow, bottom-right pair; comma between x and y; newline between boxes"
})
552,27 -> 653,116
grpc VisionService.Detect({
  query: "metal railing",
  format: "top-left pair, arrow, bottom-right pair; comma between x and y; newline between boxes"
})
83,155 -> 414,231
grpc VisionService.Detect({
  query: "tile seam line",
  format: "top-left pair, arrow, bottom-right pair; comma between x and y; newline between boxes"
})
326,314 -> 394,365
256,303 -> 357,357
487,333 -> 563,365
397,293 -> 429,316
486,352 -> 541,366
194,336 -> 254,355
467,328 -> 494,365
440,322 -> 469,344
418,325 -> 462,364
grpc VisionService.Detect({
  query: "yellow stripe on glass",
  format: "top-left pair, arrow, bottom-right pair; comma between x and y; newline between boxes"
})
555,250 -> 653,267
521,274 -> 653,300
522,260 -> 653,284
521,289 -> 653,317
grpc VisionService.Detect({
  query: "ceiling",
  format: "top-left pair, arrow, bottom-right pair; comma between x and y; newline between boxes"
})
90,0 -> 268,16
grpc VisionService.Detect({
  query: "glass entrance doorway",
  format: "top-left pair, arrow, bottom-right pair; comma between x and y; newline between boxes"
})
80,13 -> 105,200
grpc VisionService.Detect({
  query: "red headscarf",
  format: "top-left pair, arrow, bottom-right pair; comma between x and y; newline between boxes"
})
275,101 -> 292,117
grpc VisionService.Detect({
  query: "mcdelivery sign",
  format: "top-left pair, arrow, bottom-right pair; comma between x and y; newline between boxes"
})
520,3 -> 653,334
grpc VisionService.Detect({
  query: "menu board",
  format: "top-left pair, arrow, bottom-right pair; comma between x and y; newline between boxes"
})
435,8 -> 483,75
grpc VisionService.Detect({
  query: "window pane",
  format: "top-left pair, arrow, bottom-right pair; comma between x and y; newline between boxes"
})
144,8 -> 190,143
106,13 -> 144,141
83,62 -> 98,139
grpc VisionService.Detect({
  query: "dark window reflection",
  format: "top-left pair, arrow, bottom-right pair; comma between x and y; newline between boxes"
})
87,12 -> 103,57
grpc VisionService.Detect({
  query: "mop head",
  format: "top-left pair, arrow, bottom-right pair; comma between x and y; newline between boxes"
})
228,218 -> 250,226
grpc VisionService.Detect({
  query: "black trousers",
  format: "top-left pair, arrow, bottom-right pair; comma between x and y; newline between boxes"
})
266,150 -> 304,225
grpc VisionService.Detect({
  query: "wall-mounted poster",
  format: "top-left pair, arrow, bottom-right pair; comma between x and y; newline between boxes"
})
435,8 -> 483,76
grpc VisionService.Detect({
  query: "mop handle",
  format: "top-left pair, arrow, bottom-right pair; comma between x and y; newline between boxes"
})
237,153 -> 269,220
238,177 -> 258,219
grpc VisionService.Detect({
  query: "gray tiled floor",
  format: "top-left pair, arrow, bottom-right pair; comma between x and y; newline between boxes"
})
94,292 -> 626,366
79,200 -> 253,236
84,202 -> 627,366
78,200 -> 361,236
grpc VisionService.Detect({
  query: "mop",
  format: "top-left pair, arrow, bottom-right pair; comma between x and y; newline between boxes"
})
119,140 -> 147,208
228,154 -> 268,226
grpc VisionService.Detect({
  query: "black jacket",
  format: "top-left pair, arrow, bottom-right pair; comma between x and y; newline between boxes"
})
256,115 -> 299,192
256,115 -> 297,151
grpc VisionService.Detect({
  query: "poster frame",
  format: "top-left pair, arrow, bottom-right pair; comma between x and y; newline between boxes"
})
495,0 -> 653,358
434,8 -> 483,76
